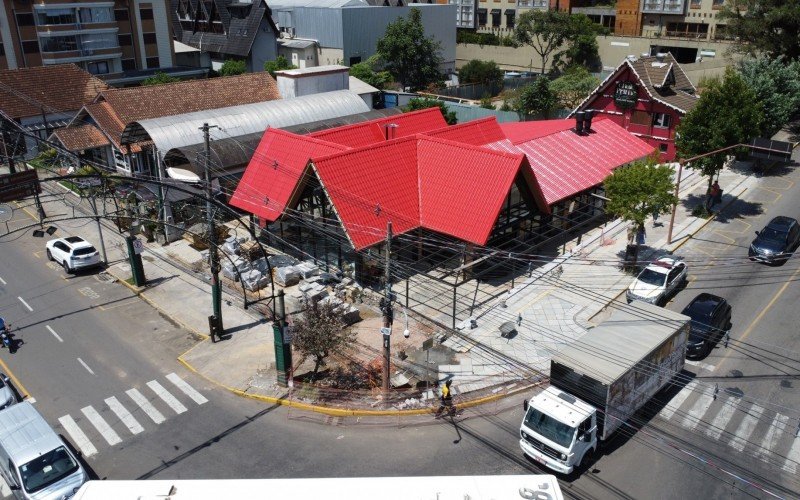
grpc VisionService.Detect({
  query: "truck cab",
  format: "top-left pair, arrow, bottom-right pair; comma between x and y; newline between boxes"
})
520,386 -> 597,475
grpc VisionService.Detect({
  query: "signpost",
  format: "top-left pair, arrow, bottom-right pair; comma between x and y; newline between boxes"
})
614,81 -> 638,109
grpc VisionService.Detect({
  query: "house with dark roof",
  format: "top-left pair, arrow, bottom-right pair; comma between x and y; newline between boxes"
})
572,52 -> 699,161
171,0 -> 279,73
50,72 -> 280,176
0,64 -> 109,159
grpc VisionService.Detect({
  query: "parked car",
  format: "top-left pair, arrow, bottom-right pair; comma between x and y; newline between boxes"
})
749,216 -> 800,264
0,374 -> 15,411
626,257 -> 687,306
45,236 -> 101,274
681,293 -> 732,359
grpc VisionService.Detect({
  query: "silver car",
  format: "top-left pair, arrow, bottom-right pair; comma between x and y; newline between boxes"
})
0,374 -> 15,411
626,257 -> 688,306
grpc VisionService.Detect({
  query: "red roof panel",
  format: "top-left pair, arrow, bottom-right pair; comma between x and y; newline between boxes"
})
500,119 -> 576,144
309,107 -> 447,148
423,117 -> 506,146
312,137 -> 421,250
230,129 -> 347,221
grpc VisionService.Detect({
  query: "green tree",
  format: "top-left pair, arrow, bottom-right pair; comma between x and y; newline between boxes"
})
550,66 -> 600,110
141,71 -> 180,86
718,0 -> 800,61
676,67 -> 765,203
263,55 -> 296,78
219,59 -> 247,77
349,55 -> 392,90
513,10 -> 571,74
515,77 -> 557,119
737,56 -> 800,137
554,14 -> 605,71
459,59 -> 504,89
376,8 -> 443,91
479,96 -> 496,110
403,97 -> 457,125
291,301 -> 354,383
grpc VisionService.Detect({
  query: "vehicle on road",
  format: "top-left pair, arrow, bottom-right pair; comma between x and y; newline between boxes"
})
0,374 -> 15,411
45,236 -> 101,274
520,301 -> 690,475
681,293 -> 732,359
749,216 -> 800,264
0,402 -> 87,499
626,256 -> 688,305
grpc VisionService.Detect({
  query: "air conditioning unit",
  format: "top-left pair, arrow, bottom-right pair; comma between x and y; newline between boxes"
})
287,27 -> 295,39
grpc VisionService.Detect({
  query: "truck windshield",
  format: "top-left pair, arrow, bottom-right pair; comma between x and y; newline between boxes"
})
523,408 -> 576,448
19,446 -> 79,493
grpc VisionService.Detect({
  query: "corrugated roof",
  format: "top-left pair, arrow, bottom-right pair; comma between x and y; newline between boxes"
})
499,120 -> 576,145
424,117 -> 506,146
51,125 -> 110,151
0,64 -> 108,119
310,107 -> 447,148
121,90 -> 369,156
230,129 -> 348,222
553,301 -> 689,385
279,39 -> 317,49
489,118 -> 655,205
281,108 -> 402,135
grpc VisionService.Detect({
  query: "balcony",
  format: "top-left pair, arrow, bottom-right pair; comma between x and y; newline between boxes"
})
641,0 -> 686,14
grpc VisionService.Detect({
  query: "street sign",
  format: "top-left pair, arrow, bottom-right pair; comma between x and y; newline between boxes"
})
380,327 -> 391,336
0,170 -> 40,203
283,325 -> 293,345
132,238 -> 144,255
422,338 -> 434,351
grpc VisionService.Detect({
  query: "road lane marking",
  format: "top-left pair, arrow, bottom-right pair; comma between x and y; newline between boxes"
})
658,381 -> 696,420
0,277 -> 5,285
58,415 -> 97,457
77,358 -> 95,375
680,386 -> 715,430
126,388 -> 165,424
757,413 -> 788,461
0,356 -> 30,400
685,359 -> 715,372
46,325 -> 63,342
105,396 -> 144,435
783,435 -> 800,474
729,404 -> 765,452
147,380 -> 187,414
706,399 -> 738,440
166,373 -> 208,405
17,297 -> 32,312
81,405 -> 121,446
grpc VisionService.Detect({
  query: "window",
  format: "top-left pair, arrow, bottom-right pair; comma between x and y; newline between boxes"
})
16,13 -> 35,26
22,40 -> 40,54
87,61 -> 109,74
630,110 -> 650,126
40,36 -> 78,52
143,33 -> 157,44
118,34 -> 133,46
79,7 -> 113,23
660,143 -> 668,153
81,33 -> 118,50
121,58 -> 136,70
37,9 -> 77,25
146,56 -> 160,68
114,9 -> 129,21
652,112 -> 672,128
0,43 -> 4,57
139,8 -> 154,20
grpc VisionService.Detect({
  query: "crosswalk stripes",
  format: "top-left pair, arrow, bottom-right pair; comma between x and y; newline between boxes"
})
705,399 -> 738,440
679,385 -> 715,431
757,414 -> 788,462
729,404 -> 765,452
56,374 -> 205,458
658,381 -> 697,420
782,437 -> 800,475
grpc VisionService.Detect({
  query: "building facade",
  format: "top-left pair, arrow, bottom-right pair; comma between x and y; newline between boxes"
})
0,0 -> 175,77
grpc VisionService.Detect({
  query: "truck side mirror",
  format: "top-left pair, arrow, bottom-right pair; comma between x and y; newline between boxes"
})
523,399 -> 529,411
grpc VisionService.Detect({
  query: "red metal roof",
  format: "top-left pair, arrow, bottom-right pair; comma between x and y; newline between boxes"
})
309,107 -> 447,148
229,129 -> 347,221
500,118 -> 655,205
499,119 -> 576,144
423,117 -> 506,146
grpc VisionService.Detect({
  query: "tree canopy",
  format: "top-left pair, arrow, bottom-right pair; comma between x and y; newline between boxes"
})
676,67 -> 764,191
404,97 -> 457,125
718,0 -> 800,61
553,14 -> 604,71
515,77 -> 557,119
349,55 -> 392,90
141,71 -> 180,86
604,159 -> 678,230
550,66 -> 600,110
459,59 -> 504,89
291,301 -> 353,383
263,55 -> 296,78
737,57 -> 800,137
219,59 -> 247,77
376,8 -> 443,91
513,10 -> 571,74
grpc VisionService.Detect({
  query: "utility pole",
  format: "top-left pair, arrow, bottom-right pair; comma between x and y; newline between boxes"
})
87,194 -> 108,264
381,221 -> 393,395
0,119 -> 16,174
201,122 -> 223,340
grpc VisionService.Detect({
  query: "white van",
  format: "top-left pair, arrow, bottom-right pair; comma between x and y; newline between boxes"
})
0,402 -> 87,499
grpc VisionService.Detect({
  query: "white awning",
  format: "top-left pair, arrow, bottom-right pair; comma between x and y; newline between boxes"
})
167,167 -> 202,183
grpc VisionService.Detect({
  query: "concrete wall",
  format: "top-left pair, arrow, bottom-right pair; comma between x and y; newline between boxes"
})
318,47 -> 344,66
276,70 -> 349,99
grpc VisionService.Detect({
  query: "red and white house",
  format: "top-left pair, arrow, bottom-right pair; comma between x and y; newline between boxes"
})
572,52 -> 699,161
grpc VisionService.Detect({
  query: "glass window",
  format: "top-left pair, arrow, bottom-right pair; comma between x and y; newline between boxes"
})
146,56 -> 160,68
630,110 -> 650,126
143,32 -> 157,44
118,34 -> 133,46
79,7 -> 113,23
16,13 -> 35,26
660,143 -> 668,153
122,58 -> 137,70
37,9 -> 76,25
114,9 -> 129,21
652,112 -> 672,128
523,408 -> 575,448
40,36 -> 78,52
81,33 -> 118,50
140,8 -> 154,20
19,446 -> 79,493
87,61 -> 109,75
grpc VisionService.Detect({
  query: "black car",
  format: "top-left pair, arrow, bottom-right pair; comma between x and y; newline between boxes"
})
749,216 -> 800,264
681,293 -> 732,359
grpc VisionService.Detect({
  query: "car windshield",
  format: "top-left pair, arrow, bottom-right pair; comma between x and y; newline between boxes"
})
72,246 -> 97,256
523,408 -> 576,448
760,228 -> 787,242
637,268 -> 667,286
19,446 -> 79,493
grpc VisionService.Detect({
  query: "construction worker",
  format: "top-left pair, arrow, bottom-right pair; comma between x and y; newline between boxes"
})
435,379 -> 455,418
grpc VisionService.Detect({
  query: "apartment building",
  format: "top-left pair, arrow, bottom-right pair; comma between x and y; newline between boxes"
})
640,0 -> 730,41
0,0 -> 175,78
475,1 -> 613,33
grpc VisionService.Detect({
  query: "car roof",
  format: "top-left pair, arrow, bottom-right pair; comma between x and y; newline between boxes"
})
682,293 -> 725,318
644,257 -> 681,274
767,216 -> 797,231
61,236 -> 93,249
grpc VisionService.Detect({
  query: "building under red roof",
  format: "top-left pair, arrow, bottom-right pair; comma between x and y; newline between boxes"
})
309,107 -> 447,148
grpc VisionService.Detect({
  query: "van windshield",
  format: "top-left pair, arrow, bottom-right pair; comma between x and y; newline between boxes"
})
20,446 -> 79,493
523,408 -> 576,448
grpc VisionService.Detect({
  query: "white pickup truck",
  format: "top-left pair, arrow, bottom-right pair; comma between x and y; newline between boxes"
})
520,300 -> 690,474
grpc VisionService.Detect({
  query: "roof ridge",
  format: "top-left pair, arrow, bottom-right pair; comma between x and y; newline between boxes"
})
419,134 -> 525,161
268,127 -> 349,151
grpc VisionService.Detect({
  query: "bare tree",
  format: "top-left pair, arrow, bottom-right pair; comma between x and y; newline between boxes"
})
292,301 -> 354,382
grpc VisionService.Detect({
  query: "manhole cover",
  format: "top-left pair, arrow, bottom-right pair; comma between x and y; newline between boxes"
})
94,272 -> 116,283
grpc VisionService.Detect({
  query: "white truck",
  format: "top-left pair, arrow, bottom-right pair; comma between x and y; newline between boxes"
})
520,300 -> 690,474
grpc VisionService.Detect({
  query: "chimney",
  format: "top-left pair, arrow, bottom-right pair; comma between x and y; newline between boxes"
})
656,52 -> 666,63
584,109 -> 594,132
575,111 -> 585,134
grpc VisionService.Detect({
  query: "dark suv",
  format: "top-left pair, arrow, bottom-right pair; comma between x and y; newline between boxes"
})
749,216 -> 800,264
681,293 -> 732,359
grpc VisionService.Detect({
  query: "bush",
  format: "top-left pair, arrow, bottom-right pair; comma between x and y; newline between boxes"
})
456,30 -> 501,46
